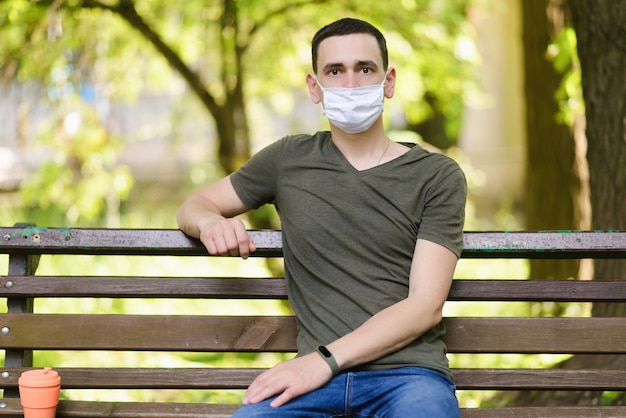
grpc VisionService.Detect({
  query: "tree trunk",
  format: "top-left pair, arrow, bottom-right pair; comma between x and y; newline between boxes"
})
570,0 -> 626,316
522,0 -> 587,281
216,0 -> 252,174
504,0 -> 626,407
570,0 -> 626,233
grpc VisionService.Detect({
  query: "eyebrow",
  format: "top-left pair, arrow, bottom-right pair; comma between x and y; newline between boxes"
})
321,60 -> 380,73
355,60 -> 379,70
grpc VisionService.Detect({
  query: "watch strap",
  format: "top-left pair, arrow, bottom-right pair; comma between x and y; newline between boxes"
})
316,345 -> 340,376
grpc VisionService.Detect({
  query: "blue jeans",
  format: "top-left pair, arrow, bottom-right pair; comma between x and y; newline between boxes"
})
231,367 -> 460,417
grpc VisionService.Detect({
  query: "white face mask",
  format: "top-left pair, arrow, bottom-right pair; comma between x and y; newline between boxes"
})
316,77 -> 386,134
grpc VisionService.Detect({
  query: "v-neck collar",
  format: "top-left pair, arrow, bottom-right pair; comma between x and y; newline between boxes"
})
328,138 -> 416,175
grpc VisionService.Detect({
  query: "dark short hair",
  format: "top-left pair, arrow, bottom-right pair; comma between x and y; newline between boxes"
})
311,18 -> 388,73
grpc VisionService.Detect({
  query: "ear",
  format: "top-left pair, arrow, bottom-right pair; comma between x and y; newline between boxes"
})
384,67 -> 396,99
306,73 -> 322,104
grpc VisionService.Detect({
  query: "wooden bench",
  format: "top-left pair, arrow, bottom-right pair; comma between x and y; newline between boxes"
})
1,225 -> 626,417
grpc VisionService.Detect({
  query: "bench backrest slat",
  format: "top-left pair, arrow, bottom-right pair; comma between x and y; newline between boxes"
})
444,317 -> 626,353
0,228 -> 281,257
2,314 -> 297,352
0,367 -> 261,389
3,314 -> 626,354
462,231 -> 626,258
448,279 -> 626,301
453,369 -> 626,391
3,277 -> 625,302
2,227 -> 626,258
1,367 -> 625,391
0,276 -> 289,299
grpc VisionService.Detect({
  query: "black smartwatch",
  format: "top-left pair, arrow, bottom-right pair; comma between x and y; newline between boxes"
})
316,345 -> 340,376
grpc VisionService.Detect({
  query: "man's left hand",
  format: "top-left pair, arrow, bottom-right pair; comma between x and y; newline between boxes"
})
242,352 -> 333,408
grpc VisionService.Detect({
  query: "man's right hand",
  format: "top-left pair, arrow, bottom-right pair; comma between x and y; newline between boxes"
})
199,218 -> 256,259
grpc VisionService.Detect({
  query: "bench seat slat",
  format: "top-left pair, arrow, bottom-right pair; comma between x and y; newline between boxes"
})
0,398 -> 239,418
1,368 -> 625,391
0,399 -> 625,418
2,227 -> 625,258
460,406 -> 626,417
2,315 -> 626,353
3,277 -> 626,302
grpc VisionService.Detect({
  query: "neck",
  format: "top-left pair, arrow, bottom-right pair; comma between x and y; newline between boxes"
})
330,121 -> 389,170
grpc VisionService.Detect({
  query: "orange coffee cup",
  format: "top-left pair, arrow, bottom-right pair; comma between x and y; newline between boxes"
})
18,367 -> 61,418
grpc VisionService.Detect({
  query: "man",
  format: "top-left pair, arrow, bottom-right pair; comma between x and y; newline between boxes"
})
177,18 -> 466,417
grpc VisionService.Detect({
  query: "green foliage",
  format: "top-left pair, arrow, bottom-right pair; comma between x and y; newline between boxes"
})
548,26 -> 584,126
383,3 -> 479,143
1,0 -> 477,142
20,96 -> 133,226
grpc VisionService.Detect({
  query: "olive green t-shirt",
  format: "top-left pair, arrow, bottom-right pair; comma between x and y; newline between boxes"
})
230,131 -> 466,379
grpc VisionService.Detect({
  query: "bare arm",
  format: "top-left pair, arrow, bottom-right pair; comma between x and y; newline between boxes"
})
176,176 -> 256,258
243,238 -> 458,406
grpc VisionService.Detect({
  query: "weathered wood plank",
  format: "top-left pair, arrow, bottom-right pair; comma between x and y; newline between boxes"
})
2,315 -> 626,354
0,368 -> 263,390
460,407 -> 626,418
2,227 -> 625,258
0,276 -> 288,299
0,314 -> 297,352
0,398 -> 625,418
462,230 -> 626,258
453,368 -> 626,390
1,368 -> 625,391
0,227 -> 282,257
3,277 -> 626,302
0,398 -> 239,418
444,317 -> 626,353
448,279 -> 626,302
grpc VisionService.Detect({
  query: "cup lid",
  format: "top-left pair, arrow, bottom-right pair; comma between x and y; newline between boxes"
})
18,367 -> 61,386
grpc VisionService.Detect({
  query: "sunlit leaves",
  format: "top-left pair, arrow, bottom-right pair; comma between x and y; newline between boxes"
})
548,27 -> 584,126
3,0 -> 477,137
20,98 -> 134,225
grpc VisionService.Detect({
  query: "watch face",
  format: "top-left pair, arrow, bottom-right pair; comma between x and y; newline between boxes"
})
319,346 -> 332,357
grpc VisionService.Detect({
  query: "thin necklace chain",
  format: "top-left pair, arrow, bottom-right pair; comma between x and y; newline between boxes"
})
376,139 -> 390,166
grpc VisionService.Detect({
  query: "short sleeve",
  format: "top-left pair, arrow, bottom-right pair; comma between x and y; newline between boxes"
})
417,158 -> 467,257
230,138 -> 286,209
